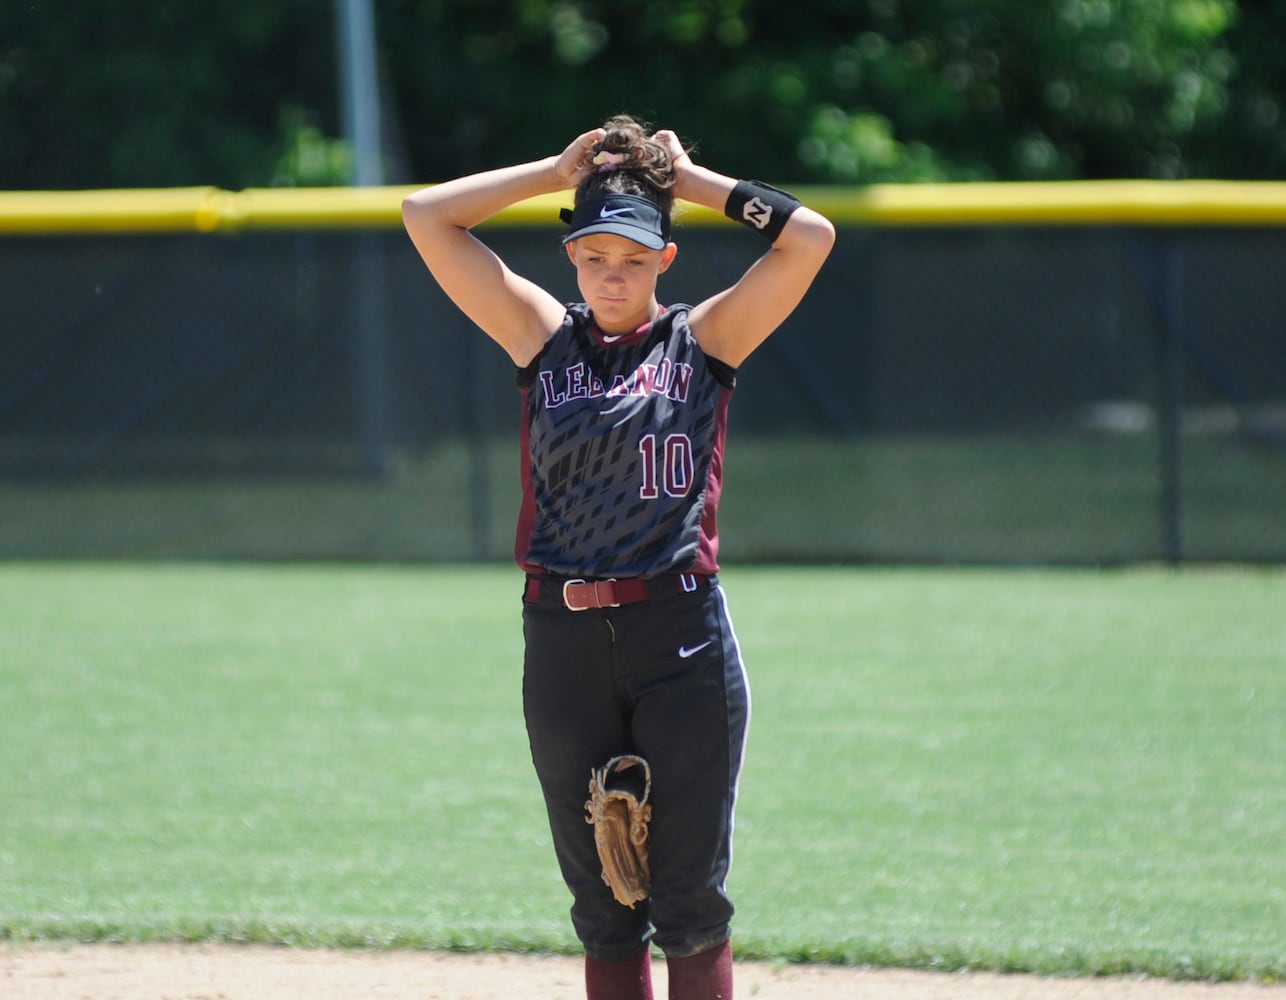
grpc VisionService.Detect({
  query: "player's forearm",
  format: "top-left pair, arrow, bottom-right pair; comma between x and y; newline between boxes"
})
677,164 -> 833,255
402,157 -> 565,232
673,162 -> 737,216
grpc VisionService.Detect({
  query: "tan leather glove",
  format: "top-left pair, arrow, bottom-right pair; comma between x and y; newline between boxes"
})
584,755 -> 653,908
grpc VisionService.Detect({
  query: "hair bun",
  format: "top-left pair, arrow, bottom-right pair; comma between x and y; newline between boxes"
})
574,113 -> 678,211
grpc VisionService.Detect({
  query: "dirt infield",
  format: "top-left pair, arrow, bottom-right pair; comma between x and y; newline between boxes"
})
4,944 -> 1286,1000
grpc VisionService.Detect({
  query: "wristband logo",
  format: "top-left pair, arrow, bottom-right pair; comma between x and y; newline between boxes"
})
742,196 -> 773,230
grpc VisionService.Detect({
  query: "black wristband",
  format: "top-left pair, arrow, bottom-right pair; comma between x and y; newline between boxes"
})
724,179 -> 801,243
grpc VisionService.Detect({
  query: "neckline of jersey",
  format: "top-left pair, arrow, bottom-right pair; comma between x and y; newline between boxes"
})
590,305 -> 668,348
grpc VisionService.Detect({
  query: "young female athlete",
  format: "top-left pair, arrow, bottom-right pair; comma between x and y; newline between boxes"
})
402,115 -> 834,1000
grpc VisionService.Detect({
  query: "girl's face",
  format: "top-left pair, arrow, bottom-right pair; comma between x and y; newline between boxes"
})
566,234 -> 677,334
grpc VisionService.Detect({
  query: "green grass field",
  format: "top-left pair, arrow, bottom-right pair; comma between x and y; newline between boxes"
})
1,563 -> 1283,982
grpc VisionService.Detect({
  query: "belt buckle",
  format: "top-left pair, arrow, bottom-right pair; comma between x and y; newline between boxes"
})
562,579 -> 589,611
561,578 -> 619,611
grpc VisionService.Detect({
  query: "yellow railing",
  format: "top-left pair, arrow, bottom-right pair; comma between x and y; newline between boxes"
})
4,181 -> 1286,235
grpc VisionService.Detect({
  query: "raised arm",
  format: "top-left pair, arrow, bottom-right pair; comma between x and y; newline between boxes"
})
401,129 -> 606,367
654,132 -> 836,368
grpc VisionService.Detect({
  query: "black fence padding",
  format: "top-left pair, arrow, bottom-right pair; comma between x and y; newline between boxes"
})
1,224 -> 1283,564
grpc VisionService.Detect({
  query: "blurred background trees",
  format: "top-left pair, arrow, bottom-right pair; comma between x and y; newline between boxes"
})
2,0 -> 1283,189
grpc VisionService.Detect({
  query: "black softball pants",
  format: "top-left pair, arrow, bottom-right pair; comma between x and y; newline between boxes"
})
521,579 -> 751,961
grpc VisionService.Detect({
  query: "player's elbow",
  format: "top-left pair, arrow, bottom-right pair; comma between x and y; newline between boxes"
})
401,189 -> 433,228
796,209 -> 836,257
780,208 -> 836,272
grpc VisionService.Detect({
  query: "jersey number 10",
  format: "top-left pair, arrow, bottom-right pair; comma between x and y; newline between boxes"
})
638,433 -> 694,499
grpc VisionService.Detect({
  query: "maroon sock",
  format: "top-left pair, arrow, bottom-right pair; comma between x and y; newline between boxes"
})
585,948 -> 655,1000
665,940 -> 733,1000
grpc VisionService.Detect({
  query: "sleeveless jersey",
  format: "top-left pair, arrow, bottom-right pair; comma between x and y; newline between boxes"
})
514,303 -> 735,579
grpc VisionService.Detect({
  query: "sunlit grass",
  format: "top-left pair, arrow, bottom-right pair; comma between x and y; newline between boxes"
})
1,562 -> 1283,981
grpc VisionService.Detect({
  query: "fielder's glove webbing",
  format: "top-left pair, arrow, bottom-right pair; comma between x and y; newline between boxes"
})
585,754 -> 653,908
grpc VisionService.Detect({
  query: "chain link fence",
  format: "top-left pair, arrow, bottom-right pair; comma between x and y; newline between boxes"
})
2,189 -> 1284,564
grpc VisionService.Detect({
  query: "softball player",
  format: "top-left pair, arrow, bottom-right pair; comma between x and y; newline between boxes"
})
402,115 -> 834,1000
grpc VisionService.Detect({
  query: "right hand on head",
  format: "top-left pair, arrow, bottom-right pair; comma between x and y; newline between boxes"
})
555,128 -> 608,187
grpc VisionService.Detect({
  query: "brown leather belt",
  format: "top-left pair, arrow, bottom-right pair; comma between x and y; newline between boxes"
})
524,573 -> 711,611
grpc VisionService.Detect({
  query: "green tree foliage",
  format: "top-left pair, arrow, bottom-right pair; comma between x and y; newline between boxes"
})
1190,0 -> 1286,177
796,0 -> 1243,180
0,1 -> 341,189
1,0 -> 1280,189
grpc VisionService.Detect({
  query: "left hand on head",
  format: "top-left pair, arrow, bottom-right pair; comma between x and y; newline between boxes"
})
653,129 -> 695,200
652,130 -> 692,171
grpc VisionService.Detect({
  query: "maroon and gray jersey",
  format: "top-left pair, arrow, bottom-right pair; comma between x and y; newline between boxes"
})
514,303 -> 735,579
